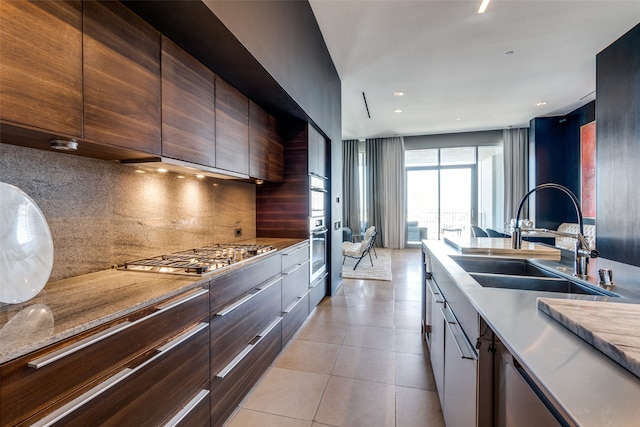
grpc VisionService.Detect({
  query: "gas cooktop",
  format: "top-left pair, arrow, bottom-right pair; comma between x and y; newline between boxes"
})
121,243 -> 275,276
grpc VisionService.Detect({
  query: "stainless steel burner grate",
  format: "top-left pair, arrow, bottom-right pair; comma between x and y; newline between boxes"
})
121,244 -> 275,276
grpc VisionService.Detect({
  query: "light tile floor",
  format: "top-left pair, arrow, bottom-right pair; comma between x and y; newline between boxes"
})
225,248 -> 446,427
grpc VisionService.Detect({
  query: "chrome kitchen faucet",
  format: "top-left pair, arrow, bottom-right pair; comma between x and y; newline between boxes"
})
511,183 -> 599,279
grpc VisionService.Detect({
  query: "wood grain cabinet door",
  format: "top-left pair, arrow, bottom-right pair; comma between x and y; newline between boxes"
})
161,37 -> 216,167
0,0 -> 83,136
215,76 -> 249,175
249,100 -> 269,180
82,1 -> 161,155
268,115 -> 285,183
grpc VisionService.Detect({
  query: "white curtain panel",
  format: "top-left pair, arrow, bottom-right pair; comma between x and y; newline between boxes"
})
503,128 -> 529,223
381,136 -> 406,249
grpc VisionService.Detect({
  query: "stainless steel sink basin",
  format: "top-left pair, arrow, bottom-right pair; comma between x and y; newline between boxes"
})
451,256 -> 557,277
469,273 -> 609,296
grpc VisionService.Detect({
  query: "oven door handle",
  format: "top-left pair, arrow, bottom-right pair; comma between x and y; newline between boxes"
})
311,228 -> 328,235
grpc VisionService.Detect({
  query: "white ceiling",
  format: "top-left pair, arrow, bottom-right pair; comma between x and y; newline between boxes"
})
309,0 -> 640,140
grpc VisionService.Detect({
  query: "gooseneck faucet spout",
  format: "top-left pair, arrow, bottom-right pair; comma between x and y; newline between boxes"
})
511,183 -> 599,279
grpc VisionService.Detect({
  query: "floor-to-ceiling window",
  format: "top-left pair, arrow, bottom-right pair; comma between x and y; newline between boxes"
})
405,142 -> 503,245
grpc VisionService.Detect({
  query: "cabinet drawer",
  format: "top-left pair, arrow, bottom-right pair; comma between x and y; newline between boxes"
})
210,254 -> 281,311
0,287 -> 208,427
309,272 -> 328,311
282,291 -> 310,344
29,322 -> 210,427
210,276 -> 281,375
163,388 -> 211,427
282,260 -> 310,309
281,243 -> 309,270
211,317 -> 282,427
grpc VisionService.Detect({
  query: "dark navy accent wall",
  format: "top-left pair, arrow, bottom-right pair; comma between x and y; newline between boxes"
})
529,101 -> 595,230
596,23 -> 640,266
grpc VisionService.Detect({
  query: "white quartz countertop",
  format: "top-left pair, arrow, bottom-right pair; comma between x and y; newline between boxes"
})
423,239 -> 640,427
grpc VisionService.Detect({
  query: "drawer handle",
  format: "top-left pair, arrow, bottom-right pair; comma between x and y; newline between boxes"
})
31,367 -> 134,427
215,276 -> 281,317
162,389 -> 210,427
282,290 -> 310,314
427,279 -> 444,304
282,260 -> 310,276
310,272 -> 328,288
28,321 -> 133,369
444,315 -> 478,361
31,323 -> 208,426
216,317 -> 282,378
282,244 -> 309,256
157,322 -> 208,353
156,288 -> 209,312
442,305 -> 457,324
28,287 -> 207,369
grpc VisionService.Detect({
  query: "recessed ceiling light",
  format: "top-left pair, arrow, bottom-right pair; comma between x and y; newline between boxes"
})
134,169 -> 145,174
177,175 -> 185,179
157,168 -> 168,173
394,109 -> 403,113
394,91 -> 404,97
478,0 -> 491,14
536,101 -> 548,106
196,174 -> 205,179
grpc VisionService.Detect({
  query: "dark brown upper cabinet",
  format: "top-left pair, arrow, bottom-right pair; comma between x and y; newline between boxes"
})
215,76 -> 249,175
0,0 -> 83,137
161,37 -> 216,167
308,124 -> 327,179
83,1 -> 161,155
268,115 -> 285,183
249,101 -> 269,180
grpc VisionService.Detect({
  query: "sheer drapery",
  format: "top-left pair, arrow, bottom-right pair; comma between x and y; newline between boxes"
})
342,140 -> 361,237
365,139 -> 384,246
365,137 -> 406,249
342,136 -> 407,248
503,128 -> 529,222
381,137 -> 406,249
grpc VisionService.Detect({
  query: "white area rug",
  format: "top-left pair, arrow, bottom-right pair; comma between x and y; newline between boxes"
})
341,248 -> 392,281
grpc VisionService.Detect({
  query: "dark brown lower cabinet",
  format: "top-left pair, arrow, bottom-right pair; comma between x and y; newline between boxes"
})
1,287 -> 209,427
210,275 -> 282,375
282,291 -> 310,344
2,245 -> 317,427
309,272 -> 328,310
210,318 -> 282,426
27,323 -> 209,426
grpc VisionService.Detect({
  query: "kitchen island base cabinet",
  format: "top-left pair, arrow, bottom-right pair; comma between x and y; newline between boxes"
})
494,341 -> 561,427
443,314 -> 478,427
428,281 -> 446,407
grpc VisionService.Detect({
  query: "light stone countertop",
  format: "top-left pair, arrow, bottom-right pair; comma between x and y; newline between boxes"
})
423,239 -> 640,427
0,238 -> 307,364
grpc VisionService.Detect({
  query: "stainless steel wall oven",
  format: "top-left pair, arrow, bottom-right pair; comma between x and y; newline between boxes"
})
309,175 -> 327,218
310,217 -> 328,282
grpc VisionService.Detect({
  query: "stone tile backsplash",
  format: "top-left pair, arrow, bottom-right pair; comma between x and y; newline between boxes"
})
0,143 -> 256,281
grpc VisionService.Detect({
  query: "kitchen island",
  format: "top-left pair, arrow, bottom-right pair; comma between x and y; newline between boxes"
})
423,238 -> 640,427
